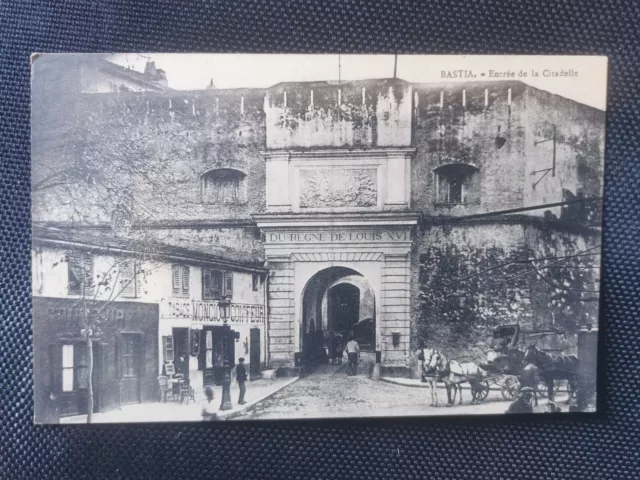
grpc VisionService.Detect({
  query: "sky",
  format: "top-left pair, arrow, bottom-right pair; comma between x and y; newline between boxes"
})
109,54 -> 608,110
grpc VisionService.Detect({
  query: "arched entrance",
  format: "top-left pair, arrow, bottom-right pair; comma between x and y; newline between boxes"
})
300,266 -> 376,366
328,283 -> 360,336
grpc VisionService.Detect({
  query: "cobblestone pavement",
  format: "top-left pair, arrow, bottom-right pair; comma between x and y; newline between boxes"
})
234,358 -> 569,420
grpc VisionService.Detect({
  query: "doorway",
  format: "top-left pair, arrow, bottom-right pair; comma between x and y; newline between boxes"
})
328,283 -> 360,337
119,333 -> 142,405
199,326 -> 236,386
172,328 -> 190,382
249,328 -> 261,380
300,266 -> 376,366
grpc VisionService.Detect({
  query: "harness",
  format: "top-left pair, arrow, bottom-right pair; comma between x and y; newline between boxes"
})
421,349 -> 449,379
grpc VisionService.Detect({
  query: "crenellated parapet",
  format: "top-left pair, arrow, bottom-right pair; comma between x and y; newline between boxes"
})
264,79 -> 413,149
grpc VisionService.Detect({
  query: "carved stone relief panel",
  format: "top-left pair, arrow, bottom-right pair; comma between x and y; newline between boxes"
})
299,168 -> 377,208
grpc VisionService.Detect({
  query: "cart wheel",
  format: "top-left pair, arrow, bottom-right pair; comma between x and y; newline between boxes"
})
536,380 -> 561,399
501,375 -> 520,400
476,380 -> 490,401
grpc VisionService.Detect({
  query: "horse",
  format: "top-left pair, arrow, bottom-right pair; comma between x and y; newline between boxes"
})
487,346 -> 544,406
425,349 -> 487,406
523,344 -> 578,404
418,348 -> 446,406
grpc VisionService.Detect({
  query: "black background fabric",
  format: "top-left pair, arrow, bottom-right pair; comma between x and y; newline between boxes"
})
1,1 -> 639,479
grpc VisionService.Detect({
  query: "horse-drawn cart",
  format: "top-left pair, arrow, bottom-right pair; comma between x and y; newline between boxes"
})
475,324 -> 569,402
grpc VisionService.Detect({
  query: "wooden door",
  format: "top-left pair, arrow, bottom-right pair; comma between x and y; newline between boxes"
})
249,328 -> 261,380
120,334 -> 142,405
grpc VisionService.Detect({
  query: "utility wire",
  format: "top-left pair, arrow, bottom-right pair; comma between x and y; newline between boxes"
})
527,259 -> 601,293
435,245 -> 601,288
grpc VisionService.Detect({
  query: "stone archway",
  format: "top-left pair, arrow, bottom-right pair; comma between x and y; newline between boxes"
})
255,211 -> 418,370
299,266 -> 376,366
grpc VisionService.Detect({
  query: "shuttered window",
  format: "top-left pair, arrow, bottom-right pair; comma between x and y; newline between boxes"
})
182,266 -> 190,293
172,265 -> 181,293
172,265 -> 190,296
203,268 -> 223,300
68,252 -> 94,296
225,272 -> 233,297
434,164 -> 478,204
201,168 -> 247,205
163,336 -> 174,363
119,261 -> 137,298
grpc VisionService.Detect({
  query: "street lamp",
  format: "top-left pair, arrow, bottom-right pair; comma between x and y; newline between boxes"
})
218,296 -> 233,411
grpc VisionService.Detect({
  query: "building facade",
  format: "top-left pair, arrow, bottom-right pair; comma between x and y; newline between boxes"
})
32,70 -> 604,375
32,227 -> 267,422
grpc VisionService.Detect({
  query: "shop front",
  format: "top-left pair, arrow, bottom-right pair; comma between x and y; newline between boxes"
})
159,299 -> 265,390
33,297 -> 159,423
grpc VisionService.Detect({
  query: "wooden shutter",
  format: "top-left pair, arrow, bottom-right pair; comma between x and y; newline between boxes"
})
225,272 -> 233,298
49,344 -> 61,394
162,335 -> 174,363
202,268 -> 211,299
82,254 -> 94,297
197,330 -> 206,370
67,252 -> 82,295
182,266 -> 190,295
172,265 -> 181,295
191,329 -> 201,357
138,334 -> 146,378
120,261 -> 135,298
134,263 -> 142,298
116,335 -> 123,379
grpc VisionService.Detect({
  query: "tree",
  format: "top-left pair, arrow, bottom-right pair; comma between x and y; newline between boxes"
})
31,55 -> 184,225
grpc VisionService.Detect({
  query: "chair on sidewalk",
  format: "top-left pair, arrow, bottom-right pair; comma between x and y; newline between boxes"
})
157,376 -> 172,403
179,380 -> 196,405
172,373 -> 184,398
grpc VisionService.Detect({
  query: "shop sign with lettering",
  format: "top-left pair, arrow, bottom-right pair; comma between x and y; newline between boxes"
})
160,299 -> 265,324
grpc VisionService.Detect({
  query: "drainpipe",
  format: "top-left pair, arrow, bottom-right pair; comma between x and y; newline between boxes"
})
264,270 -> 270,370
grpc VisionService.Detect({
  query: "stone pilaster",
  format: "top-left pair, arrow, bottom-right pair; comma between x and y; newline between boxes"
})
266,256 -> 296,367
380,253 -> 411,366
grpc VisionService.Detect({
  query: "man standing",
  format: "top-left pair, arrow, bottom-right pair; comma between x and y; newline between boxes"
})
334,332 -> 344,365
236,357 -> 248,405
506,386 -> 535,414
345,336 -> 360,376
175,353 -> 189,381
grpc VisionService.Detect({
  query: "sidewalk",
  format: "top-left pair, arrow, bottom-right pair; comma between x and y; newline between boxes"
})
60,377 -> 298,424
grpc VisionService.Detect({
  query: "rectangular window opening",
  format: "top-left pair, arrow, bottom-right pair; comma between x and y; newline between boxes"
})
172,265 -> 190,296
62,344 -> 74,392
68,252 -> 94,296
203,268 -> 223,300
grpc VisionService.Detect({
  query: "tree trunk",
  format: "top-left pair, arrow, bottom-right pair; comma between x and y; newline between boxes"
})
82,285 -> 94,424
86,334 -> 94,424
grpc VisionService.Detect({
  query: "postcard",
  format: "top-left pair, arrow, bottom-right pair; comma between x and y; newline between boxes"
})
31,54 -> 605,423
